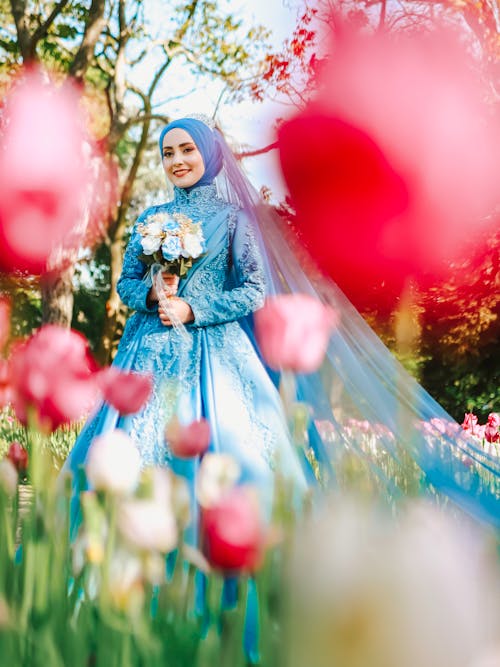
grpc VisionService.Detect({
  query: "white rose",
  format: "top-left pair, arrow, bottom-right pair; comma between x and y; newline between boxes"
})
118,499 -> 178,552
86,429 -> 141,495
196,453 -> 240,508
181,233 -> 204,259
141,234 -> 162,255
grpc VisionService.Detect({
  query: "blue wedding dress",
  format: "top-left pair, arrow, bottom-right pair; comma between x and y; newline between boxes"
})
63,183 -> 306,538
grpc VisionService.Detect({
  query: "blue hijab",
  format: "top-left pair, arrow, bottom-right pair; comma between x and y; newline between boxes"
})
158,118 -> 223,190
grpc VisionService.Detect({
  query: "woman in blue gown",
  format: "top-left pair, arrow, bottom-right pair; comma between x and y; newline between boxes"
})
63,116 -> 306,541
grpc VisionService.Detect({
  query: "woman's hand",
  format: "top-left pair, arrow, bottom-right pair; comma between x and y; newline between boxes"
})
159,297 -> 194,326
148,272 -> 179,305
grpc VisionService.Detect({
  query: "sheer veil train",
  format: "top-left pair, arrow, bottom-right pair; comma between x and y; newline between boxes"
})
210,117 -> 499,529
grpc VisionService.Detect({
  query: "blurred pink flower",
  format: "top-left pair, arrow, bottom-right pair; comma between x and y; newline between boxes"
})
485,413 -> 500,444
98,366 -> 152,415
9,325 -> 98,432
202,486 -> 266,573
254,294 -> 337,373
7,441 -> 28,474
0,68 -> 93,274
165,416 -> 211,458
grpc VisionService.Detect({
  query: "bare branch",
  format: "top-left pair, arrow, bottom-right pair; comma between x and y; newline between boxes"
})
69,0 -> 107,82
234,142 -> 279,160
32,0 -> 69,45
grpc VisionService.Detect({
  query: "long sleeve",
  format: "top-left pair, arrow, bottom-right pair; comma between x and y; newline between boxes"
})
117,213 -> 158,313
188,211 -> 265,327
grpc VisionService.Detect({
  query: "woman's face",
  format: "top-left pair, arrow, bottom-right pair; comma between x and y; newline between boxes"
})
162,127 -> 205,188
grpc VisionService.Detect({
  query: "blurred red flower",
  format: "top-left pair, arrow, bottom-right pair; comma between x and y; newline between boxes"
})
254,294 -> 338,373
165,416 -> 211,458
7,441 -> 28,474
97,366 -> 152,415
278,30 -> 500,307
202,486 -> 266,573
0,359 -> 12,408
9,325 -> 99,432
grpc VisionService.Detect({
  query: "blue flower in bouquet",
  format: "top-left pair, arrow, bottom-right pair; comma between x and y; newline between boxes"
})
162,216 -> 180,232
161,236 -> 182,261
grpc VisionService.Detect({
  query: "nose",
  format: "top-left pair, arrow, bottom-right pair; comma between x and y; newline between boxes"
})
172,150 -> 184,166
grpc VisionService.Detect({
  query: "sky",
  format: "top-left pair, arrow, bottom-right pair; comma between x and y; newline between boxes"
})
143,0 -> 304,202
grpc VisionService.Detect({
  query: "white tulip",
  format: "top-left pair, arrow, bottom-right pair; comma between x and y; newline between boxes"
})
0,460 -> 18,496
196,453 -> 240,508
86,429 -> 141,495
118,499 -> 177,553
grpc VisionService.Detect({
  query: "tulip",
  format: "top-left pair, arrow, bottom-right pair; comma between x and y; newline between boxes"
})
0,459 -> 18,496
0,68 -> 92,274
254,294 -> 337,373
8,325 -> 99,432
118,500 -> 177,553
7,441 -> 28,474
165,416 -> 211,458
462,413 -> 478,433
86,429 -> 141,495
98,366 -> 153,415
196,453 -> 241,508
202,486 -> 266,573
484,413 -> 500,444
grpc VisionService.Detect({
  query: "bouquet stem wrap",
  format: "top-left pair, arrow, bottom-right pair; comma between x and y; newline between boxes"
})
151,264 -> 190,342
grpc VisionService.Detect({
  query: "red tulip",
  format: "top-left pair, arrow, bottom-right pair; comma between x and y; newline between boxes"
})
97,366 -> 152,415
0,68 -> 92,274
485,413 -> 500,444
9,325 -> 99,432
202,487 -> 266,573
254,294 -> 338,373
7,441 -> 28,474
461,413 -> 479,433
165,416 -> 211,458
278,30 -> 500,306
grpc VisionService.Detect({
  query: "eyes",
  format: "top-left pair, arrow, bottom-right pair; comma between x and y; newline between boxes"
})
163,146 -> 195,159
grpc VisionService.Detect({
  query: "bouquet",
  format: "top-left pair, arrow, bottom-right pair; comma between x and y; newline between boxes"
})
137,211 -> 205,277
137,211 -> 205,337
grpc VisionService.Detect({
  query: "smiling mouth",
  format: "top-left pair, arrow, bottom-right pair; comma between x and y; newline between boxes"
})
173,169 -> 190,177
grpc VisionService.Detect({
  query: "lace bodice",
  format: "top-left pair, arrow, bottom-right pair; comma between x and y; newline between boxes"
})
116,183 -> 266,330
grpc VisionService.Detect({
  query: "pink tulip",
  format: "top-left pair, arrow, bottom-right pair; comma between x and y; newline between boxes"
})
165,416 -> 211,458
0,68 -> 91,274
202,486 -> 266,573
461,413 -> 478,433
9,325 -> 99,432
7,441 -> 28,474
0,297 -> 10,352
98,366 -> 152,415
254,294 -> 338,373
485,413 -> 500,444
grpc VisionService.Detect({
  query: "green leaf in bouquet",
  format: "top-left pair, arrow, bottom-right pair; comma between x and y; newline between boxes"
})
138,253 -> 155,266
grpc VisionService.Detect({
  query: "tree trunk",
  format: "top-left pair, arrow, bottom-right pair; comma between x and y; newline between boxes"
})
96,237 -> 127,365
40,265 -> 75,326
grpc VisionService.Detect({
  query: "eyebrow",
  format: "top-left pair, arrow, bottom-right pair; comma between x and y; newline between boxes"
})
162,142 -> 195,150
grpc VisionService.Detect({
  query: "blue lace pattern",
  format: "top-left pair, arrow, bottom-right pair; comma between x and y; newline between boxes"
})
114,184 -> 277,468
